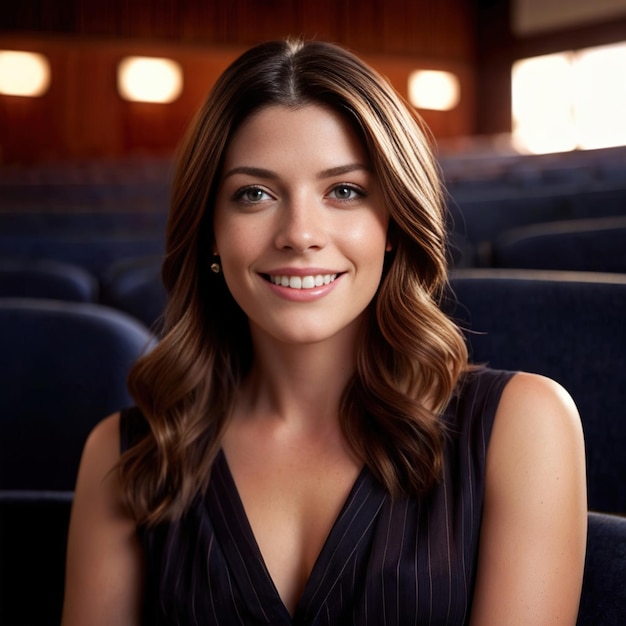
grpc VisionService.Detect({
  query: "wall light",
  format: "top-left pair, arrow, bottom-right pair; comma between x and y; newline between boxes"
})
118,56 -> 183,103
0,50 -> 51,97
408,70 -> 460,111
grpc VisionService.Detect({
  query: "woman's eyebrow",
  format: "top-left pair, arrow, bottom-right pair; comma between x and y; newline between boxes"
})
222,166 -> 278,180
317,163 -> 370,179
222,162 -> 370,181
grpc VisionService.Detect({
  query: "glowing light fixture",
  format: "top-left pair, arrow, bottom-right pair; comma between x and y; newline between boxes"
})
408,70 -> 460,111
118,56 -> 183,103
0,50 -> 51,97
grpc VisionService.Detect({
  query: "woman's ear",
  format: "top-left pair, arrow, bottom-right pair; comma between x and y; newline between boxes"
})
385,222 -> 398,253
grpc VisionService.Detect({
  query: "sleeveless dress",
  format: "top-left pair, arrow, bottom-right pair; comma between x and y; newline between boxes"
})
120,367 -> 515,625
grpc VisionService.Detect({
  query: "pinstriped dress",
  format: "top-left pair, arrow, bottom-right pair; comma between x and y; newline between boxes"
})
120,367 -> 515,625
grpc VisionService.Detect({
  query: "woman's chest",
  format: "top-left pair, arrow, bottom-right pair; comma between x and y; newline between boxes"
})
142,467 -> 480,625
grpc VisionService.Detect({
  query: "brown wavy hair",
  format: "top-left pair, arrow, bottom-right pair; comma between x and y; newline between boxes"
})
119,38 -> 469,525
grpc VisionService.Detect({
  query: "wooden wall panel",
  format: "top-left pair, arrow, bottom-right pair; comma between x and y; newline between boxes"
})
0,33 -> 475,164
1,0 -> 476,58
0,1 -> 478,163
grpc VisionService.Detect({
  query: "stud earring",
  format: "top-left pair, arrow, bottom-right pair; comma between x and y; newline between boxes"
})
210,255 -> 221,274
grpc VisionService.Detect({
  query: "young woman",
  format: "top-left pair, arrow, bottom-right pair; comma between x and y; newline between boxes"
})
62,39 -> 587,625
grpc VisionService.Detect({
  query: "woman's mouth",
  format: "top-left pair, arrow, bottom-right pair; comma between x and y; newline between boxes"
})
267,273 -> 338,289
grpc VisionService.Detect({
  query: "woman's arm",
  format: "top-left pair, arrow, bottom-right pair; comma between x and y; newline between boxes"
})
62,413 -> 144,626
470,372 -> 587,625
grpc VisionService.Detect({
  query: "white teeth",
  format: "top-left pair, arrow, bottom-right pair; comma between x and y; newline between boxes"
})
270,274 -> 338,289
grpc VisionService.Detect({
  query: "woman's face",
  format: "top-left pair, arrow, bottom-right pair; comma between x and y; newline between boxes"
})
213,103 -> 389,347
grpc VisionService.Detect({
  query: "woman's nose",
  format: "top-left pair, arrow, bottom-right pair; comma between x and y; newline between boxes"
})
273,195 -> 327,252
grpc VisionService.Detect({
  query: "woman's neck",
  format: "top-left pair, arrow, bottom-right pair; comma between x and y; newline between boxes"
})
235,328 -> 359,434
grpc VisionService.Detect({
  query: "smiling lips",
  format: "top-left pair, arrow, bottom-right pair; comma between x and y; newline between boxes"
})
268,273 -> 338,289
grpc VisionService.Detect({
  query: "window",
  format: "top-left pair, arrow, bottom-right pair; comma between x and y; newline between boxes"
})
512,42 -> 626,153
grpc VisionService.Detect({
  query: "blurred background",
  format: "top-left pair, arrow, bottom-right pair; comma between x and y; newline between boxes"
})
1,0 -> 626,163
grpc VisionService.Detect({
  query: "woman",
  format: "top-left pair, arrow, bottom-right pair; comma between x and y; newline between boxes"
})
62,39 -> 587,625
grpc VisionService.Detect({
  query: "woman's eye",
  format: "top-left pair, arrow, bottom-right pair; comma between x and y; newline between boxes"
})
235,186 -> 271,203
329,184 -> 364,201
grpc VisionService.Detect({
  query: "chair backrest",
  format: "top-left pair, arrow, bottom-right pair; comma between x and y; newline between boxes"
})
0,490 -> 73,626
0,232 -> 165,279
491,216 -> 626,272
101,255 -> 167,332
448,269 -> 626,514
0,257 -> 99,302
0,298 -> 155,491
577,512 -> 626,625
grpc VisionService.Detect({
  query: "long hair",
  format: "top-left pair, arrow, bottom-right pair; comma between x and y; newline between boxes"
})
119,39 -> 469,525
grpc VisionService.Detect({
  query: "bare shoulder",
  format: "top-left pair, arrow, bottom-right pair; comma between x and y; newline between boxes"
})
498,370 -> 581,425
81,412 -> 122,470
62,412 -> 143,625
487,370 -> 586,510
470,372 -> 587,625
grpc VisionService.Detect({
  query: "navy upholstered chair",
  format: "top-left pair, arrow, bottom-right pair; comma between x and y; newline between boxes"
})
0,490 -> 73,626
491,216 -> 626,272
577,512 -> 626,625
0,257 -> 99,302
447,269 -> 626,514
0,232 -> 165,279
101,256 -> 167,332
0,298 -> 155,491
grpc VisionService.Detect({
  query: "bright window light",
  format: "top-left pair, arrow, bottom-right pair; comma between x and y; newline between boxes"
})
408,70 -> 460,111
512,42 -> 626,154
0,50 -> 51,97
512,52 -> 577,154
574,42 -> 626,150
118,56 -> 183,103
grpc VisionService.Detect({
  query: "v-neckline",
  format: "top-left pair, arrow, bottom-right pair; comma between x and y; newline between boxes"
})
206,448 -> 387,624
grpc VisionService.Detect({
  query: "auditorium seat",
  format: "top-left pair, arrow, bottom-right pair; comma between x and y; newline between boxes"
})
491,216 -> 626,272
0,298 -> 155,492
101,255 -> 167,332
0,257 -> 99,302
0,490 -> 73,626
0,232 -> 165,280
447,269 -> 626,514
577,512 -> 626,625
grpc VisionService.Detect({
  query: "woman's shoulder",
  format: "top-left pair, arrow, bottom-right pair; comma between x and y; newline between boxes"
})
83,412 -> 122,464
452,367 -> 581,438
492,370 -> 582,450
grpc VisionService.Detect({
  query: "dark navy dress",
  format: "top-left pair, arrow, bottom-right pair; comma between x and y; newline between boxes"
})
120,367 -> 515,625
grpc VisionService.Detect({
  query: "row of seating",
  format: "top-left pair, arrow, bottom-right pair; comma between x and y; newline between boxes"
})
485,215 -> 626,271
1,185 -> 624,268
447,269 -> 626,515
1,204 -> 625,282
0,256 -> 166,330
0,296 -> 155,624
